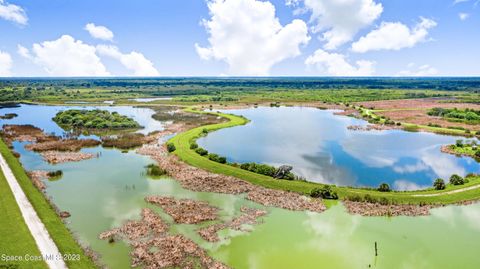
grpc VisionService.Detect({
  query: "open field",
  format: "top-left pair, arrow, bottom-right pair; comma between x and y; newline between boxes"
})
358,98 -> 480,133
2,78 -> 480,104
169,107 -> 480,205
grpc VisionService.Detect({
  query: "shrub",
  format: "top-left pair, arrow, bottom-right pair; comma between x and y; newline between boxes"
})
190,142 -> 198,149
207,153 -> 227,164
377,183 -> 391,192
310,186 -> 338,200
47,170 -> 63,178
202,128 -> 208,134
449,174 -> 465,185
456,140 -> 464,147
166,143 -> 176,152
146,164 -> 167,177
433,178 -> 446,190
475,150 -> 480,158
195,148 -> 208,156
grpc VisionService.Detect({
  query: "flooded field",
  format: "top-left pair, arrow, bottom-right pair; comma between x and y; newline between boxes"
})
1,104 -> 480,269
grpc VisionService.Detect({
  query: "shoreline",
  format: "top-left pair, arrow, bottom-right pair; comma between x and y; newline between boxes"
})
168,106 -> 480,210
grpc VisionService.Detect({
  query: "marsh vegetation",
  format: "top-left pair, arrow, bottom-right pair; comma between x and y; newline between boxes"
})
53,109 -> 140,130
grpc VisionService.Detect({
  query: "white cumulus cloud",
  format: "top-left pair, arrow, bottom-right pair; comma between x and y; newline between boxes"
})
96,45 -> 159,76
459,13 -> 469,20
288,0 -> 383,50
0,0 -> 27,25
393,180 -> 426,191
351,17 -> 437,53
16,44 -> 30,58
0,50 -> 13,76
84,23 -> 114,41
397,63 -> 439,76
19,35 -> 110,76
305,49 -> 375,76
196,0 -> 310,76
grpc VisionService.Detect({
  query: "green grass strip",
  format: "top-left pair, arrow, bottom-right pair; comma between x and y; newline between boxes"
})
169,107 -> 480,205
0,139 -> 97,269
0,164 -> 48,269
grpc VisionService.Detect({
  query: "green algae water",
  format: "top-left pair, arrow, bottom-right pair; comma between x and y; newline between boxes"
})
2,104 -> 480,268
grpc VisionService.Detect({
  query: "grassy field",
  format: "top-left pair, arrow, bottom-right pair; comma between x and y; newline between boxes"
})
0,139 -> 97,269
0,166 -> 48,269
357,106 -> 478,136
169,107 -> 480,205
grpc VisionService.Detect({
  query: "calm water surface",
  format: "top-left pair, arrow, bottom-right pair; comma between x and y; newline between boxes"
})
1,104 -> 480,269
198,107 -> 480,189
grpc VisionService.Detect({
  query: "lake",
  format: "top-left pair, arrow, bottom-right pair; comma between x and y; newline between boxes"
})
1,104 -> 480,269
198,106 -> 480,189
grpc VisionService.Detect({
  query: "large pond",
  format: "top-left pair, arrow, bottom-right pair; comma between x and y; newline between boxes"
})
198,107 -> 480,189
2,104 -> 480,269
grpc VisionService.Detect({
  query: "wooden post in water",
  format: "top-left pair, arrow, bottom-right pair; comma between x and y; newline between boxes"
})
375,241 -> 378,257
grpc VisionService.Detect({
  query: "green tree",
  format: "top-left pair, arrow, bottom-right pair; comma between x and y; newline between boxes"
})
433,178 -> 446,190
378,183 -> 391,192
449,174 -> 465,185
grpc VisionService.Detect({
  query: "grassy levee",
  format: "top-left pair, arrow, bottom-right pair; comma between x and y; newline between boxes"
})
0,165 -> 48,269
0,139 -> 97,269
169,107 -> 480,205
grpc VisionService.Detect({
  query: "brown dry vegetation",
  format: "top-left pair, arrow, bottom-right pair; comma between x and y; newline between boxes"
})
101,133 -> 157,149
145,196 -> 219,224
137,134 -> 326,212
27,170 -> 49,190
39,151 -> 96,164
25,139 -> 100,152
1,124 -> 100,163
197,207 -> 267,242
358,98 -> 480,132
151,106 -> 227,129
1,124 -> 56,145
99,208 -> 228,269
343,201 -> 434,217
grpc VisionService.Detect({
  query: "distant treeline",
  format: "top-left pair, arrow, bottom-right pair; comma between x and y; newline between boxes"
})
1,77 -> 480,91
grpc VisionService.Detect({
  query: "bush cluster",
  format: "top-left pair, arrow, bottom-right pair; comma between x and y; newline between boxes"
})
240,162 -> 277,177
193,146 -> 227,164
53,109 -> 140,130
208,153 -> 227,164
47,170 -> 63,178
146,164 -> 167,177
310,186 -> 338,200
449,174 -> 465,185
428,107 -> 480,123
195,148 -> 208,156
345,194 -> 393,205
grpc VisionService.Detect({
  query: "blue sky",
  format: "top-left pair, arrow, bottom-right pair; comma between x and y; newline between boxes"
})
0,0 -> 479,77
